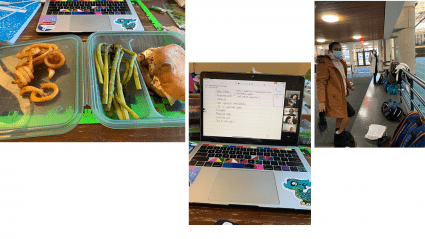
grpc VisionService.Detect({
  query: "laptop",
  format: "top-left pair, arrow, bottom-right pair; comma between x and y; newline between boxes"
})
189,72 -> 311,210
36,0 -> 144,33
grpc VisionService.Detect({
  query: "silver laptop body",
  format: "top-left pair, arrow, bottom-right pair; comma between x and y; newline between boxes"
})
189,72 -> 311,210
36,0 -> 143,33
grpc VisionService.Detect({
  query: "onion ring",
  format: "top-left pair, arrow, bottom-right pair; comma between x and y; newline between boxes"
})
30,83 -> 59,103
17,68 -> 31,84
16,57 -> 29,68
14,69 -> 28,86
16,44 -> 50,59
20,86 -> 45,97
33,44 -> 53,65
44,50 -> 65,69
21,66 -> 34,79
14,44 -> 63,101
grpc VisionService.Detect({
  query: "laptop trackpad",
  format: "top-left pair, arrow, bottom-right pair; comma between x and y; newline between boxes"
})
70,16 -> 111,31
208,170 -> 280,205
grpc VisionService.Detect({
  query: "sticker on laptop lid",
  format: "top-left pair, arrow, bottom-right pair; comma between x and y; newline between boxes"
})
189,166 -> 202,188
109,17 -> 143,31
283,178 -> 311,207
37,15 -> 57,32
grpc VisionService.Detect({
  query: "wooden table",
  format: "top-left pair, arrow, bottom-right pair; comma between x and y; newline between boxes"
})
189,155 -> 311,225
6,0 -> 184,142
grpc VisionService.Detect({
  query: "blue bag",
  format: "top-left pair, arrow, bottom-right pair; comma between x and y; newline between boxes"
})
390,111 -> 425,147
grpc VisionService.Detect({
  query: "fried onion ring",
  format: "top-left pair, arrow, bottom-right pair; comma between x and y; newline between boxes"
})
14,44 -> 63,102
20,86 -> 45,97
33,44 -> 53,65
44,50 -> 65,69
16,57 -> 29,69
21,66 -> 34,79
14,69 -> 29,86
30,83 -> 59,103
16,43 -> 51,59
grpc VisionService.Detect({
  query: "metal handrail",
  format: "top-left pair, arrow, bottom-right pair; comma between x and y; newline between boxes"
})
398,68 -> 425,118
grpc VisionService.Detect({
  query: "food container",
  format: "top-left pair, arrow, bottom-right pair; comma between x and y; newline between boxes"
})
0,31 -> 185,140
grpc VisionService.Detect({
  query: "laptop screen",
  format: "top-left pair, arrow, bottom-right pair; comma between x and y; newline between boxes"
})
200,72 -> 305,146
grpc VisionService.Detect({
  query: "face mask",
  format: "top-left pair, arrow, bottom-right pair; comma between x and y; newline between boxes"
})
332,50 -> 342,59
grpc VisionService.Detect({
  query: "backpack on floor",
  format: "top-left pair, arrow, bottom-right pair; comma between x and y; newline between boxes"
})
386,84 -> 399,95
390,111 -> 425,147
335,131 -> 356,147
381,99 -> 403,121
388,62 -> 400,85
383,78 -> 389,91
377,74 -> 386,85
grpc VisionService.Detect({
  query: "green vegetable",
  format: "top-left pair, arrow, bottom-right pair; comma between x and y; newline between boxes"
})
94,53 -> 103,84
107,45 -> 123,110
122,48 -> 137,85
102,44 -> 112,104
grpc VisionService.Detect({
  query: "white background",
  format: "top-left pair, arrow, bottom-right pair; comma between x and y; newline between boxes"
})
2,0 -> 425,238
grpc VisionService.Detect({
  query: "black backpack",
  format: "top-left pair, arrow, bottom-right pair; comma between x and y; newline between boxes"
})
335,131 -> 356,147
388,62 -> 400,85
381,100 -> 403,121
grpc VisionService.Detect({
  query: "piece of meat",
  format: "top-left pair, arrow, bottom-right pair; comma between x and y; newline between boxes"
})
137,44 -> 185,103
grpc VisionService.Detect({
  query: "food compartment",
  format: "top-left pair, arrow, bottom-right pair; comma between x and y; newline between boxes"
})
0,36 -> 84,140
129,32 -> 185,119
87,31 -> 185,129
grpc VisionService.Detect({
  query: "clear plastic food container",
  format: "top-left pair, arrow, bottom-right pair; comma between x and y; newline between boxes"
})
0,31 -> 185,140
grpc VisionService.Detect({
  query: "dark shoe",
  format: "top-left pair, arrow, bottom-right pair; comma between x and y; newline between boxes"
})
377,136 -> 391,147
318,111 -> 327,133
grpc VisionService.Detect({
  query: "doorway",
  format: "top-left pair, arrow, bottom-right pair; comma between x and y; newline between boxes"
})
356,50 -> 372,66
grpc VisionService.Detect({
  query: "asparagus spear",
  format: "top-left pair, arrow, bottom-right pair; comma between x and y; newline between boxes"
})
122,48 -> 137,85
121,57 -> 141,90
115,59 -> 130,120
133,63 -> 141,90
107,45 -> 123,110
102,44 -> 112,104
95,53 -> 103,84
115,96 -> 139,119
122,59 -> 130,84
96,43 -> 105,68
112,97 -> 124,120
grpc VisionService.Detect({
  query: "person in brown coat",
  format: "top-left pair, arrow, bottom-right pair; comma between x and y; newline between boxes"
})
316,42 -> 356,146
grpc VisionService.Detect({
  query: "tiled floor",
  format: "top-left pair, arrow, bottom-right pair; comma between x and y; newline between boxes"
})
315,76 -> 373,147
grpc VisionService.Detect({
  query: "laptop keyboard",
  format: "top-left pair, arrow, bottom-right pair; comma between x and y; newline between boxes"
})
189,144 -> 307,172
46,1 -> 132,15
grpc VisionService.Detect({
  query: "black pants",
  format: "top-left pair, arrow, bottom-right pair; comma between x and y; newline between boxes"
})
373,72 -> 377,84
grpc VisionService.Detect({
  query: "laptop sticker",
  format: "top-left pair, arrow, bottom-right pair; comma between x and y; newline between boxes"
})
254,164 -> 263,169
208,158 -> 223,162
114,18 -> 137,30
283,178 -> 311,207
189,166 -> 202,188
224,158 -> 239,163
37,15 -> 57,32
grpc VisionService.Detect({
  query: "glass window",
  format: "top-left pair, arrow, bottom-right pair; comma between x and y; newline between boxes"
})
343,49 -> 350,60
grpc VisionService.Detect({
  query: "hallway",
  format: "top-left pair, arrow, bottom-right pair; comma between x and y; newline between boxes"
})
315,74 -> 401,147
